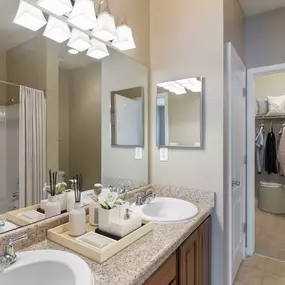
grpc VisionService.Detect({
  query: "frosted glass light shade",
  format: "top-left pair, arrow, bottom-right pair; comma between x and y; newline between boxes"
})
87,39 -> 109,59
177,78 -> 202,92
112,24 -> 136,51
67,28 -> 91,52
13,0 -> 47,31
92,12 -> 117,42
68,0 -> 97,31
43,16 -> 71,43
37,0 -> 72,16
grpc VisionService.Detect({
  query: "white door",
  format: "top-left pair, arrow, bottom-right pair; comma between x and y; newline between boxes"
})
227,43 -> 246,283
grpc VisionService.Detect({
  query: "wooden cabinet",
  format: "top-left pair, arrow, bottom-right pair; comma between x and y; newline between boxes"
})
144,216 -> 211,285
179,216 -> 211,285
144,252 -> 177,285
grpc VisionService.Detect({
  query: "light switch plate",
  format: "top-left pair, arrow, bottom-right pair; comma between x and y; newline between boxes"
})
160,148 -> 168,161
135,147 -> 143,160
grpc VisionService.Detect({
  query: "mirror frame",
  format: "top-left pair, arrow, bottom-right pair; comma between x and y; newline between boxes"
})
156,77 -> 205,149
110,86 -> 145,147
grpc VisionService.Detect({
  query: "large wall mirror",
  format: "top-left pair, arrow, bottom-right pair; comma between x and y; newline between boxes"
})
0,0 -> 148,234
156,77 -> 204,148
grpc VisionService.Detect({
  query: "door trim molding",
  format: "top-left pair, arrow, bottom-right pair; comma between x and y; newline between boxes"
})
246,63 -> 285,256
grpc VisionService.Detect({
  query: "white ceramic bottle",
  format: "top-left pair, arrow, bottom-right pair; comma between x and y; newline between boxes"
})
45,195 -> 61,218
66,190 -> 75,212
69,202 -> 86,237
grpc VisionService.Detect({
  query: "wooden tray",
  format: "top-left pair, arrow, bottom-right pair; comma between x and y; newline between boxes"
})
47,216 -> 154,263
6,204 -> 45,226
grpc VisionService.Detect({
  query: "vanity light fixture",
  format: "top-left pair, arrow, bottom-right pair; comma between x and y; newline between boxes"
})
87,39 -> 109,59
37,0 -> 72,16
112,24 -> 136,51
67,28 -> 91,52
92,0 -> 117,42
13,0 -> 47,31
43,16 -> 71,43
68,0 -> 97,31
68,49 -> 79,54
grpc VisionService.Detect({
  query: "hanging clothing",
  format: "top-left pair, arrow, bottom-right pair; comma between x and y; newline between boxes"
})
277,126 -> 285,176
255,130 -> 267,174
265,132 -> 278,175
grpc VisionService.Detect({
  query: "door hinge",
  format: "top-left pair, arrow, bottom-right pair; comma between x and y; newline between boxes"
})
243,222 -> 247,233
243,88 -> 247,97
244,155 -> 247,165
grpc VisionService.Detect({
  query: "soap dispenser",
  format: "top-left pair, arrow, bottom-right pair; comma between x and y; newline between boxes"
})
69,175 -> 86,237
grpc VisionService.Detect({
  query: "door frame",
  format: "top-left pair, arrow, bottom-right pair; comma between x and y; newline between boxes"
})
225,43 -> 246,285
246,63 -> 285,256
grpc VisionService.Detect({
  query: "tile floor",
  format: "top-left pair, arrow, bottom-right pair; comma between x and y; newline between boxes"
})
255,202 -> 285,259
234,254 -> 285,285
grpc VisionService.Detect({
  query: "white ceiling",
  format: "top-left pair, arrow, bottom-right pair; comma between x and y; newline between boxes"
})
0,0 -> 100,70
239,0 -> 285,17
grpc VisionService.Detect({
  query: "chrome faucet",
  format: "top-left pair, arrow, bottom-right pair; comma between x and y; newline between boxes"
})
109,185 -> 128,195
136,190 -> 156,205
0,233 -> 28,272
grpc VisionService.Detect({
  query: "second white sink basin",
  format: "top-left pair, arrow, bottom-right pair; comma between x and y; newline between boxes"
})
132,197 -> 199,223
0,250 -> 94,285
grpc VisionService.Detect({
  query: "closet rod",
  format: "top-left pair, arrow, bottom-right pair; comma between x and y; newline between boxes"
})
255,115 -> 285,120
0,80 -> 46,96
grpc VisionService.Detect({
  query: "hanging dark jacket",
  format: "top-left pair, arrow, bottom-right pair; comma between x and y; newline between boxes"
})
265,132 -> 278,174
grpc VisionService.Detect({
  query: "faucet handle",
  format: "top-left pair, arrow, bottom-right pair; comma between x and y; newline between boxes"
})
7,233 -> 28,257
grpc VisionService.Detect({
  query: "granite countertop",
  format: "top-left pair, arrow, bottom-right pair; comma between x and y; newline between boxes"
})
23,200 -> 212,285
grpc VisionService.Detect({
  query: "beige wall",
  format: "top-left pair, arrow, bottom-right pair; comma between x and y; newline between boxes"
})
255,72 -> 285,99
150,0 -> 224,284
245,7 -> 285,68
105,0 -> 150,66
224,0 -> 245,63
168,92 -> 200,146
102,51 -> 148,185
59,69 -> 70,181
69,63 -> 101,189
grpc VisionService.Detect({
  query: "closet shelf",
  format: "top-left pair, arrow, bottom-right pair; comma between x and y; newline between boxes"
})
255,115 -> 285,120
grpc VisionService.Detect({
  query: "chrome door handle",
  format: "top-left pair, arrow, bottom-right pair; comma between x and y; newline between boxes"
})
232,180 -> 240,187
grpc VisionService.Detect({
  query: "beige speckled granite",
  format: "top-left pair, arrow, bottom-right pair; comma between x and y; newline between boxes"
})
21,187 -> 213,285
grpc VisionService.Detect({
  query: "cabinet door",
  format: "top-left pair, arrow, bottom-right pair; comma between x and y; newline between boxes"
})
179,228 -> 200,285
144,252 -> 177,285
200,216 -> 211,285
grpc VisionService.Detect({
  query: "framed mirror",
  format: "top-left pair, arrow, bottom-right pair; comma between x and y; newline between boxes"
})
156,77 -> 204,149
111,87 -> 144,147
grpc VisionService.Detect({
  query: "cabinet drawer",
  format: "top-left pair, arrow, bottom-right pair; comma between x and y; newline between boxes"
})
144,252 -> 177,285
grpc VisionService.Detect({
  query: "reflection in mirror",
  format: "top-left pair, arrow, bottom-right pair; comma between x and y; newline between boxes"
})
111,87 -> 144,146
0,1 -> 148,234
156,77 -> 204,148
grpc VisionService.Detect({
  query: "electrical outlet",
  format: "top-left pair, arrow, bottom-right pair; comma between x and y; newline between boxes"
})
135,147 -> 143,160
160,148 -> 168,161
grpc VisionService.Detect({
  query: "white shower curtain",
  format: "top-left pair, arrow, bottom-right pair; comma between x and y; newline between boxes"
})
19,86 -> 46,207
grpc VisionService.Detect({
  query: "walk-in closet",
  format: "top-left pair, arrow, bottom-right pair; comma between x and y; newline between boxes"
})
255,72 -> 285,259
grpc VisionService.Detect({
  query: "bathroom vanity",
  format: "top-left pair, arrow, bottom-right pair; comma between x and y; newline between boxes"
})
145,216 -> 211,285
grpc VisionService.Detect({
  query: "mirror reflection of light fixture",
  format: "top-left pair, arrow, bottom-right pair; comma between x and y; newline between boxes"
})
92,0 -> 117,42
67,28 -> 91,52
177,78 -> 202,92
112,23 -> 136,51
158,78 -> 202,94
43,16 -> 71,43
13,0 -> 47,31
68,0 -> 97,31
68,49 -> 79,54
37,0 -> 72,16
87,39 -> 109,59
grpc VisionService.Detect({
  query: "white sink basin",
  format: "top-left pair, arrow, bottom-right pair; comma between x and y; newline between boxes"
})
132,197 -> 198,224
0,250 -> 94,285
